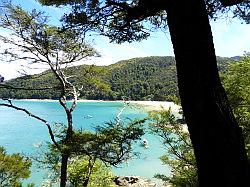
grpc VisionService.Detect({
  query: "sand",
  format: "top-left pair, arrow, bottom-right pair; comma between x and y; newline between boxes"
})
129,100 -> 180,111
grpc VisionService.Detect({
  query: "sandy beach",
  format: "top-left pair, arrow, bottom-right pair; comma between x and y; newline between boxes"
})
129,100 -> 181,112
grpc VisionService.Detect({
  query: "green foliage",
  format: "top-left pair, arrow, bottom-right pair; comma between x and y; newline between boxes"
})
38,118 -> 145,186
65,118 -> 145,165
221,55 -> 250,156
106,56 -> 178,101
68,157 -> 115,187
147,110 -> 198,187
145,56 -> 250,186
0,146 -> 32,187
0,56 -> 231,101
26,184 -> 35,187
0,2 -> 99,100
0,2 -> 97,62
38,0 -> 250,44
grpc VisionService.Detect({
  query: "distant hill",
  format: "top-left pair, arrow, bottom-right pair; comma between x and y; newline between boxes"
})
0,56 -> 235,101
229,56 -> 241,61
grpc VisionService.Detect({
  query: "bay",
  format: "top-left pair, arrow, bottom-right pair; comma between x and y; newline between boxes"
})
0,100 -> 170,186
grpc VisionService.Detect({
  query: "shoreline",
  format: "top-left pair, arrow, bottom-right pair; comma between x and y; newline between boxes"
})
1,98 -> 181,111
129,100 -> 180,112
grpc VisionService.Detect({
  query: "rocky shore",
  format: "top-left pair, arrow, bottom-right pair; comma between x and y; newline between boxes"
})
114,176 -> 157,187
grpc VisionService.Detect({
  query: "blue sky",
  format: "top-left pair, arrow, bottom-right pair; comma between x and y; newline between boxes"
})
1,0 -> 250,79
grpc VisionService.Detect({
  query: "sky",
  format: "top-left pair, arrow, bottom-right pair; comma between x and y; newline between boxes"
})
0,0 -> 250,80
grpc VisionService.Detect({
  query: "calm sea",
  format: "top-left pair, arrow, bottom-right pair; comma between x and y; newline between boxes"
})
0,100 -> 170,186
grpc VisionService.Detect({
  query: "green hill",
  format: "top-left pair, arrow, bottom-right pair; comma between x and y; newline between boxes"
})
0,56 -> 233,101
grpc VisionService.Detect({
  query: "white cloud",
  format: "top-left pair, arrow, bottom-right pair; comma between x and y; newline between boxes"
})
0,32 -> 50,80
0,62 -> 22,80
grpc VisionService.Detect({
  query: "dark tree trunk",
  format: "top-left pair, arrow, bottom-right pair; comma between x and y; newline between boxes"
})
166,0 -> 249,186
83,178 -> 90,187
60,153 -> 69,187
59,109 -> 73,187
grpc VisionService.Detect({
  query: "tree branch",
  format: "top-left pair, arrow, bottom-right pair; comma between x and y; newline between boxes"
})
0,99 -> 60,150
219,0 -> 245,6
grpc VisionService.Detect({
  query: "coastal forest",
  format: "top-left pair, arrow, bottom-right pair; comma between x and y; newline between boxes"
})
0,56 -> 233,101
0,0 -> 250,187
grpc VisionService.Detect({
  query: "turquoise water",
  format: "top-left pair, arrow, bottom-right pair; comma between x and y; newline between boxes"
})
0,100 -> 170,185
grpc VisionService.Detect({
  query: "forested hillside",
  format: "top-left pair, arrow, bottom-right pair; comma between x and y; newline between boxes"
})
106,56 -> 177,100
0,56 -> 233,101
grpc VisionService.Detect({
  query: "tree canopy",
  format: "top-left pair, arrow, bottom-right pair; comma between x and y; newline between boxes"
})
221,55 -> 250,156
0,56 -> 232,101
37,0 -> 250,186
67,157 -> 115,187
38,0 -> 250,43
147,55 -> 250,187
147,109 -> 198,187
0,3 -> 148,186
0,146 -> 32,187
1,0 -> 250,186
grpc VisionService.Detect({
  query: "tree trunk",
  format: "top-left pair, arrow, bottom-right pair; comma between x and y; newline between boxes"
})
60,154 -> 69,187
166,0 -> 249,186
83,178 -> 90,187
